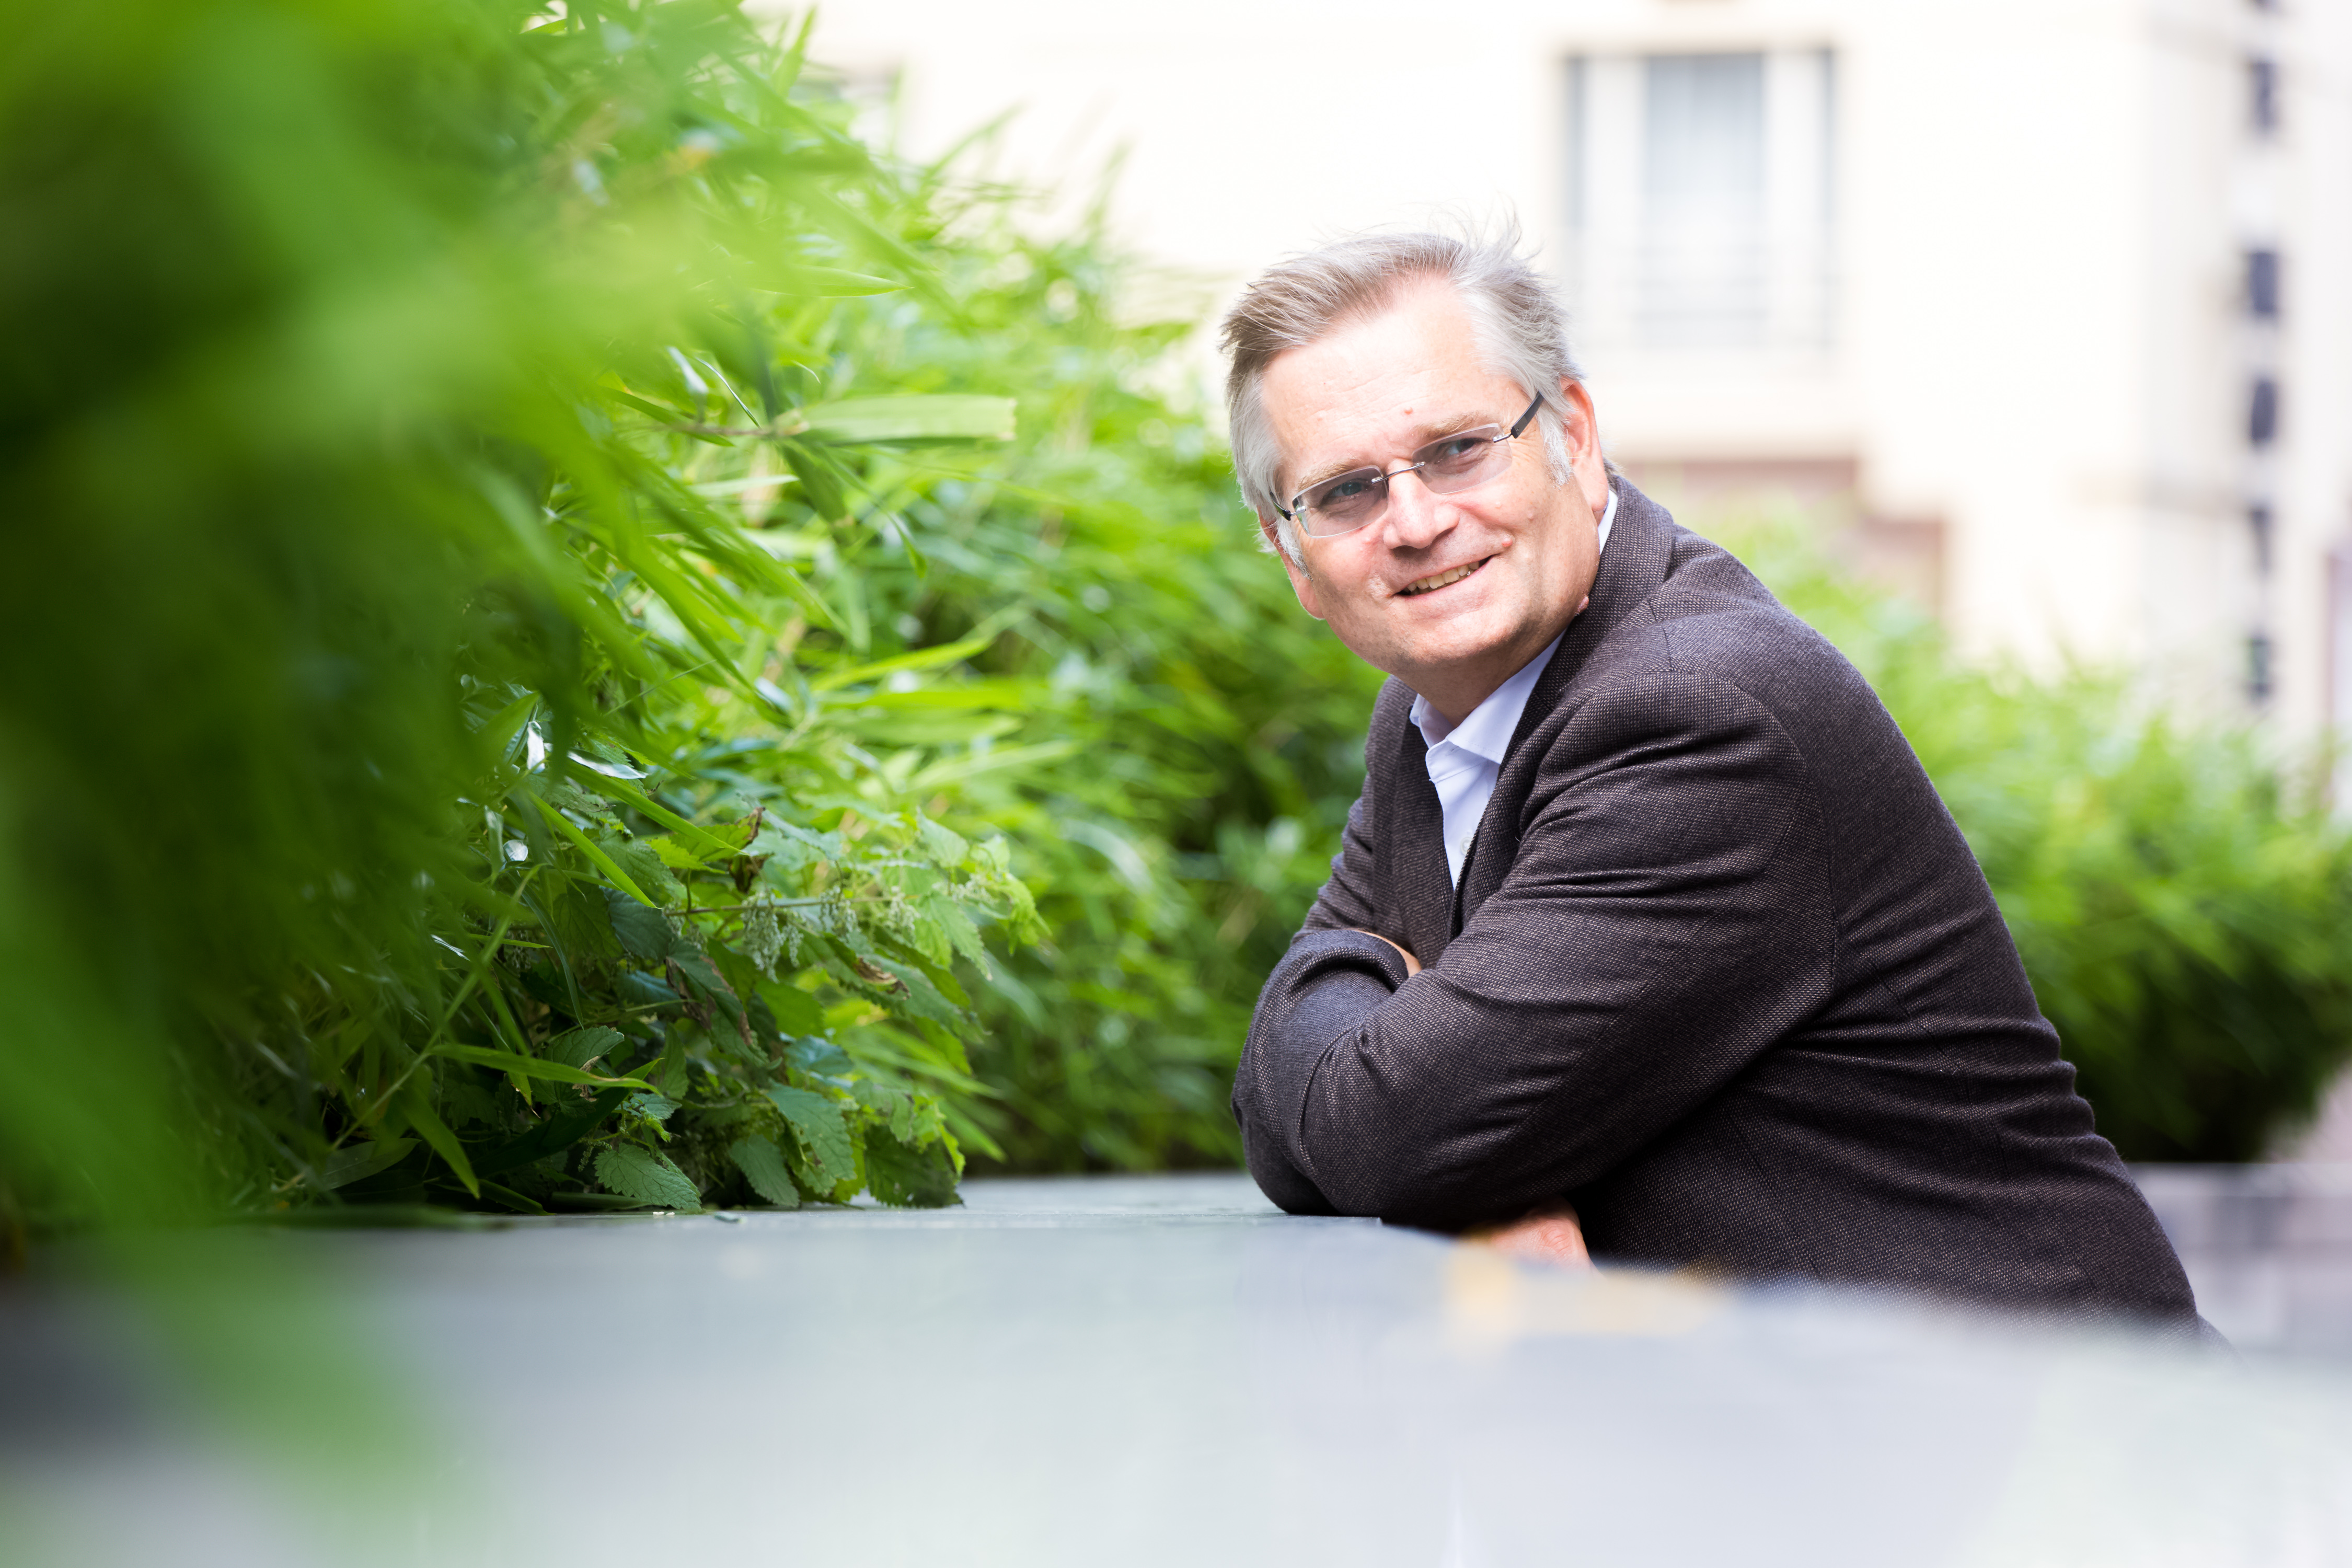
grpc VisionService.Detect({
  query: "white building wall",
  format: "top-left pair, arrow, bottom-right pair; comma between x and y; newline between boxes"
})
799,0 -> 2352,745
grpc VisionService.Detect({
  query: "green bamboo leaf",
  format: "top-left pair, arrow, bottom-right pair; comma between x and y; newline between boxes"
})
779,266 -> 903,297
800,395 -> 1015,444
531,795 -> 654,905
317,1137 -> 415,1192
907,740 -> 1082,792
476,693 -> 538,765
589,774 -> 741,858
403,1079 -> 479,1198
809,629 -> 995,694
478,1182 -> 548,1216
429,1043 -> 654,1091
851,680 -> 1038,711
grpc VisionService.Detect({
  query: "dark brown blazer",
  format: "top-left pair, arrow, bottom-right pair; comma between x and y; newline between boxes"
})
1235,480 -> 2200,1320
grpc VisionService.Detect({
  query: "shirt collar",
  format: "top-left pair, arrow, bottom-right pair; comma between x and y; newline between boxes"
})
1407,483 -> 1616,758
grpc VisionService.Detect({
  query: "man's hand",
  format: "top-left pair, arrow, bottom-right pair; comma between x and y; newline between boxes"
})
1347,929 -> 1420,976
1471,1204 -> 1591,1268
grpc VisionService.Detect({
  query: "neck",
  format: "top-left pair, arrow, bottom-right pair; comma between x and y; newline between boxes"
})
1410,615 -> 1574,728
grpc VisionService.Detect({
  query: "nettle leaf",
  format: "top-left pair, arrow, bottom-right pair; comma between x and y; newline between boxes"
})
786,1034 -> 854,1083
727,1134 -> 802,1208
604,889 -> 681,962
546,881 -> 624,964
594,1144 -> 701,1210
914,813 -> 970,867
991,870 -> 1047,945
864,1127 -> 960,1208
617,970 -> 683,1010
643,833 -> 714,870
850,1077 -> 918,1145
626,1091 -> 678,1122
471,1088 -> 628,1180
750,821 -> 843,868
921,892 -> 989,969
549,1026 -> 626,1071
909,949 -> 971,1008
670,946 -> 742,1017
892,904 -> 954,970
760,979 -> 825,1035
670,945 -> 759,1059
545,778 -> 614,821
604,839 -> 685,905
765,1085 -> 857,1189
857,954 -> 973,1037
652,1029 -> 693,1099
712,945 -> 782,1043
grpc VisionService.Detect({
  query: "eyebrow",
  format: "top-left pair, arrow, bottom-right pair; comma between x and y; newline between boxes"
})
1287,412 -> 1500,496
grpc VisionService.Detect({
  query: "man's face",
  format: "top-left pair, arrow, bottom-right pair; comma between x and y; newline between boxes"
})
1258,280 -> 1610,723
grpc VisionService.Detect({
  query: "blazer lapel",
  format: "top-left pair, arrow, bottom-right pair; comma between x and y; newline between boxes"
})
1456,478 -> 1682,930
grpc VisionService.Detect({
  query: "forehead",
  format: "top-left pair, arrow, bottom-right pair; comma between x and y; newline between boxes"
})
1258,282 -> 1523,488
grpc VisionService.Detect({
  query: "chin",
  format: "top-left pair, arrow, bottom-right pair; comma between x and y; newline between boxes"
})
1415,612 -> 1520,662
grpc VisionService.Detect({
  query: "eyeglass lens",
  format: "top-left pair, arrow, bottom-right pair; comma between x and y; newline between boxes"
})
1296,425 -> 1513,536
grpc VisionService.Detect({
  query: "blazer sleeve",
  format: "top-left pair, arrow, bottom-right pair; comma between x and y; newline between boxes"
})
1239,670 -> 1838,1231
1232,736 -> 1387,1213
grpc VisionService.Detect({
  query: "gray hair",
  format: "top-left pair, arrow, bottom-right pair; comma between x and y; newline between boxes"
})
1219,229 -> 1587,564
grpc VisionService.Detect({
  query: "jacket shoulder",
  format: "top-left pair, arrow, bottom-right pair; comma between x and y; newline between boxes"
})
1586,529 -> 1882,725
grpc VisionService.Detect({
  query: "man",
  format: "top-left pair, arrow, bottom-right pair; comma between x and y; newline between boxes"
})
1224,232 -> 2201,1323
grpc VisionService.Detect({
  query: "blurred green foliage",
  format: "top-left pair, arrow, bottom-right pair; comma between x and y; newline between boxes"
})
0,0 -> 1071,1230
1733,521 -> 2352,1161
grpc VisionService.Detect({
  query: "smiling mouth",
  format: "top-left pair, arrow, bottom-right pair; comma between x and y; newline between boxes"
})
1399,556 -> 1492,596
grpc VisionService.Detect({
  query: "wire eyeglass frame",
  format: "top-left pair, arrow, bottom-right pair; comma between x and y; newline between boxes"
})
1276,392 -> 1547,537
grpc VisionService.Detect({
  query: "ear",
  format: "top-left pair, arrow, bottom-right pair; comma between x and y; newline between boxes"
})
1257,513 -> 1326,620
1555,376 -> 1599,461
1556,376 -> 1610,516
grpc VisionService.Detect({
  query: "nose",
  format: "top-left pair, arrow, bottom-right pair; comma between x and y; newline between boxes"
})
1378,466 -> 1455,551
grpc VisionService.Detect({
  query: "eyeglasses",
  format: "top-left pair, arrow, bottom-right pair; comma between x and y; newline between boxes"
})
1277,393 -> 1546,537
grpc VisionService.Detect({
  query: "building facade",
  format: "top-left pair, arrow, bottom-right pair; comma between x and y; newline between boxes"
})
805,0 -> 2352,745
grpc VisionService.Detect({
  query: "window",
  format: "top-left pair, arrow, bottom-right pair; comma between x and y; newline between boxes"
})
1563,50 -> 1835,351
2249,377 -> 2279,446
1641,54 -> 1767,343
2249,57 -> 2279,135
2245,248 -> 2279,319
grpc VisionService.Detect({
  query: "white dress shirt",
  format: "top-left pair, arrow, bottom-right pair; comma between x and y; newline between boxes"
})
1409,485 -> 1617,886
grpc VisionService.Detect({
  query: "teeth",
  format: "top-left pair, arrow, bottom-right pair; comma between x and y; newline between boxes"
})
1402,559 -> 1483,595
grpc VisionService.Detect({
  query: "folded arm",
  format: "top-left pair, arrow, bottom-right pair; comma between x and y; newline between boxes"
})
1235,674 -> 1837,1231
